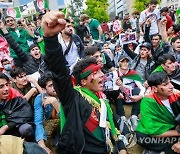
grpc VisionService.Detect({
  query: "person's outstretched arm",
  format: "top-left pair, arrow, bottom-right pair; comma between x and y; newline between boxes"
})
42,11 -> 74,109
0,20 -> 28,62
123,44 -> 137,59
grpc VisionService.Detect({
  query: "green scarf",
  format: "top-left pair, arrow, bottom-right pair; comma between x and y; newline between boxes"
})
152,65 -> 164,73
136,95 -> 175,135
60,86 -> 118,138
38,28 -> 45,55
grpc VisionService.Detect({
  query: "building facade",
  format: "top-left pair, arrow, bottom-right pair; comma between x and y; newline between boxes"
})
108,0 -> 135,20
161,0 -> 180,10
108,0 -> 116,20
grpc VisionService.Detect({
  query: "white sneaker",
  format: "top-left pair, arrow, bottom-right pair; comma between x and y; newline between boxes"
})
118,116 -> 130,135
128,115 -> 139,132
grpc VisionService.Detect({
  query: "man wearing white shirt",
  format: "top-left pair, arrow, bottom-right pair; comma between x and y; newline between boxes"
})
139,0 -> 160,36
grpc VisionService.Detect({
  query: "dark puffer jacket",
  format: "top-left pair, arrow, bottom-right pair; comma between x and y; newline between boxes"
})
4,33 -> 49,75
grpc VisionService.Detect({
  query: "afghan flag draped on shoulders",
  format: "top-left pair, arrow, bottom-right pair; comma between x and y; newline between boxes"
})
121,69 -> 142,83
60,86 -> 118,139
136,93 -> 176,135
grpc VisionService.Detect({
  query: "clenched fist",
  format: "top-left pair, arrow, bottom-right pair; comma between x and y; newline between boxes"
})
41,10 -> 66,37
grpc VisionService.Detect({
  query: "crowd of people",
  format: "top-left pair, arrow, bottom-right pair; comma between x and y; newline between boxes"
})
0,0 -> 180,153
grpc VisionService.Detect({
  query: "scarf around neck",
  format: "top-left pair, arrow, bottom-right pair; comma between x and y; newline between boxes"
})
60,86 -> 118,139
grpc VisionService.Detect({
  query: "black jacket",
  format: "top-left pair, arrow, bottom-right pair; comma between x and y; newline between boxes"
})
3,97 -> 34,125
44,35 -> 122,154
76,24 -> 89,42
4,33 -> 49,75
169,65 -> 180,90
144,26 -> 174,66
123,44 -> 156,81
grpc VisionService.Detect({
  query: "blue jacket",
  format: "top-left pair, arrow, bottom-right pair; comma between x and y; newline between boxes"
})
34,93 -> 47,142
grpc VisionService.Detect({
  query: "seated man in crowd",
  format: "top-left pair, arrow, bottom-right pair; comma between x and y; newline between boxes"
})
113,45 -> 132,68
1,58 -> 13,80
136,72 -> 180,154
153,54 -> 180,90
171,36 -> 180,63
102,42 -> 114,61
167,24 -> 180,41
0,21 -> 49,76
124,42 -> 156,83
10,67 -> 42,107
42,11 -> 127,154
1,16 -> 34,67
0,72 -> 34,141
116,56 -> 145,131
84,46 -> 115,73
143,16 -> 173,66
34,73 -> 60,154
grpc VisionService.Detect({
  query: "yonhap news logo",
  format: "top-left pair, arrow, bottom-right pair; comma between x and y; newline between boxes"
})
125,133 -> 180,145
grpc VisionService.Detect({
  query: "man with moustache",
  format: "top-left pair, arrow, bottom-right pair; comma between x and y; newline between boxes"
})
58,18 -> 84,74
136,72 -> 180,153
42,11 -> 127,154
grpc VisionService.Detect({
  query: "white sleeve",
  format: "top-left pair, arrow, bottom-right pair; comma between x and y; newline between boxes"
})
135,80 -> 146,96
139,11 -> 145,23
156,9 -> 161,20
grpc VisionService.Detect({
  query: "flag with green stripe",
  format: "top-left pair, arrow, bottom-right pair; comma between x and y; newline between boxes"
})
4,7 -> 21,18
122,70 -> 142,83
136,95 -> 175,135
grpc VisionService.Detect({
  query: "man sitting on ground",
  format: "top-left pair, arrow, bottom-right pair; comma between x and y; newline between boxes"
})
10,67 -> 42,107
136,72 -> 180,154
116,56 -> 145,131
34,73 -> 60,154
153,54 -> 180,90
0,73 -> 34,141
1,58 -> 13,80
